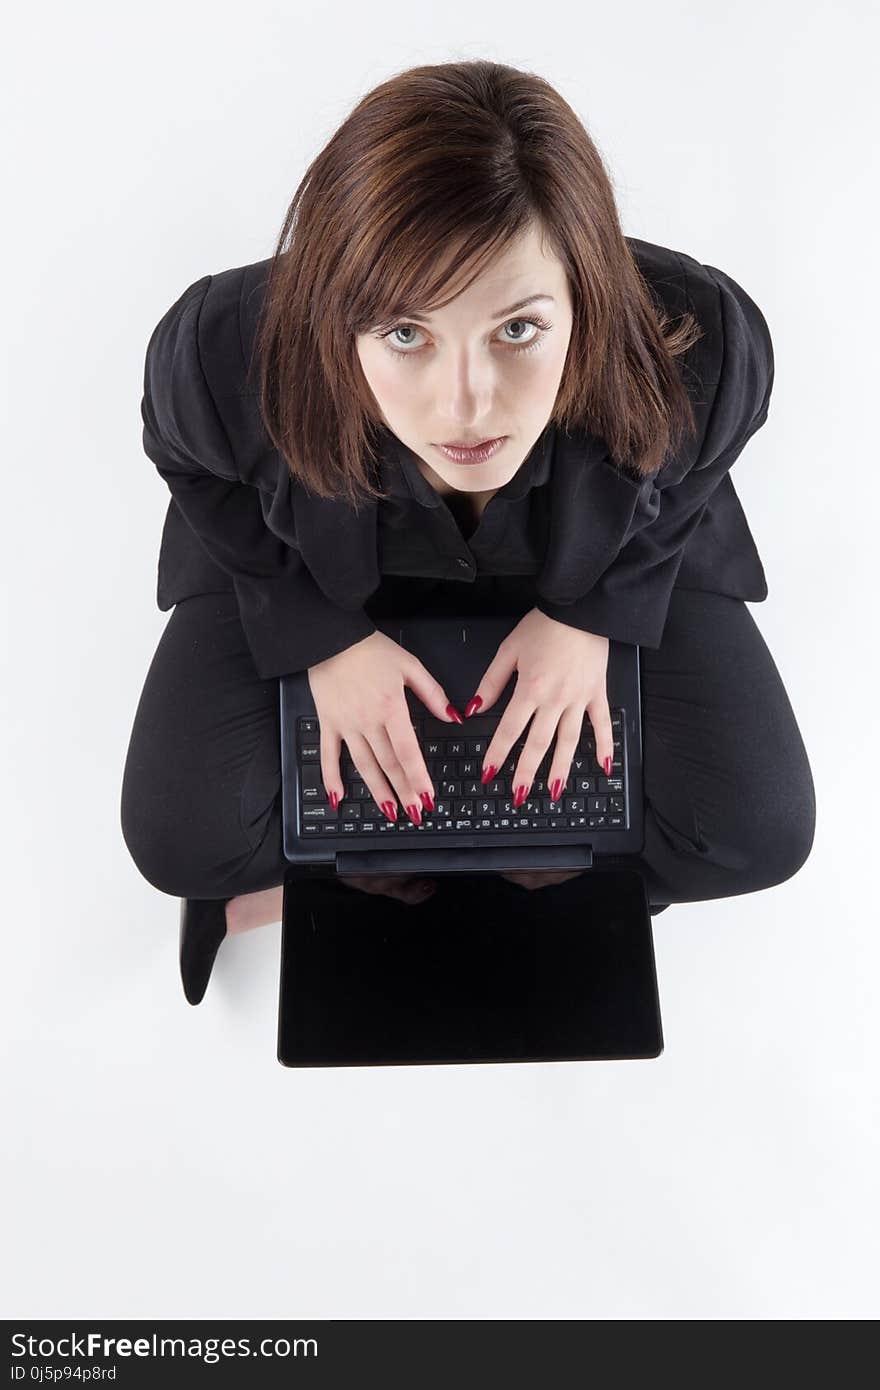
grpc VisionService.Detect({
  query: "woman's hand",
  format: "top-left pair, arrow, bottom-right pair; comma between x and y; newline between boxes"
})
498,868 -> 587,892
464,608 -> 615,809
308,629 -> 462,827
338,873 -> 438,906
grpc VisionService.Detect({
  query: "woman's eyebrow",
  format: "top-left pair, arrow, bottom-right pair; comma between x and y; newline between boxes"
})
404,293 -> 556,323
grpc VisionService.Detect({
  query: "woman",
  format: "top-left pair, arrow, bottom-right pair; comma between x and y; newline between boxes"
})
120,59 -> 816,1005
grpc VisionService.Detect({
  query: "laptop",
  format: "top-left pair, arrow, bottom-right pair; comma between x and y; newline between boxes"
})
277,613 -> 662,1066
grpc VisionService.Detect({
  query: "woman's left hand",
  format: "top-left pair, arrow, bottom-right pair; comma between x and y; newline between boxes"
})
463,607 -> 616,812
497,867 -> 587,891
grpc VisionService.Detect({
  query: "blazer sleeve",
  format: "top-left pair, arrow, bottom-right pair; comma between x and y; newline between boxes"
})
141,274 -> 378,680
534,262 -> 775,648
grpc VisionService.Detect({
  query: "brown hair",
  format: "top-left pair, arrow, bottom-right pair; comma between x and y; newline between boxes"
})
249,59 -> 704,510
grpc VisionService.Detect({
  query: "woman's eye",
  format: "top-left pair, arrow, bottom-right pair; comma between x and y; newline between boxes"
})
378,316 -> 552,359
384,324 -> 423,350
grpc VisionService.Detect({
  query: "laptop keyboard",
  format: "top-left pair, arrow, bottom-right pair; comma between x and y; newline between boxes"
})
295,711 -> 628,837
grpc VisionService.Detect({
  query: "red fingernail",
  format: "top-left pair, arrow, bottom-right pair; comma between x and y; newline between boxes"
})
604,756 -> 613,776
549,778 -> 562,803
405,803 -> 422,826
446,704 -> 464,723
464,696 -> 483,718
381,800 -> 398,822
329,789 -> 339,810
513,784 -> 530,808
419,790 -> 435,812
481,764 -> 497,785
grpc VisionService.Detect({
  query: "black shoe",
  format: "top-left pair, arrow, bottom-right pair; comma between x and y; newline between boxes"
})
179,897 -> 230,1005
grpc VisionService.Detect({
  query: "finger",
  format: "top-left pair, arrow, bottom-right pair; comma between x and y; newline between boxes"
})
479,694 -> 535,803
463,637 -> 517,718
319,723 -> 344,810
545,705 -> 586,805
367,722 -> 427,826
587,693 -> 616,776
403,654 -> 465,724
343,730 -> 402,824
510,701 -> 569,808
384,706 -> 437,819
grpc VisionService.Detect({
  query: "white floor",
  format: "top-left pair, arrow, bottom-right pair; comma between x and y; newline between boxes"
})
5,802 -> 876,1318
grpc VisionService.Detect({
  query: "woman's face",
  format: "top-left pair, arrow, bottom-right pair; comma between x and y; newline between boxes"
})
356,223 -> 574,496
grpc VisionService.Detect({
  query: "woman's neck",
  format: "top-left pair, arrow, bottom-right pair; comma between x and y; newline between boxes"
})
414,454 -> 497,513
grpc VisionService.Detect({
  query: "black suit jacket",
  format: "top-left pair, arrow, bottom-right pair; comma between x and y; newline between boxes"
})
140,237 -> 773,680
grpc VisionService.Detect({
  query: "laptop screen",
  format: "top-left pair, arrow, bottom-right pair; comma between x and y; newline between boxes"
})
278,867 -> 662,1067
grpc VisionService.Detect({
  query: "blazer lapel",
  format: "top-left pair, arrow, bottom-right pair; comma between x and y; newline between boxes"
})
284,476 -> 381,612
535,427 -> 649,606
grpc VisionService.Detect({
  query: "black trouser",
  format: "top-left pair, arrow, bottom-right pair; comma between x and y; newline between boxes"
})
120,588 -> 816,910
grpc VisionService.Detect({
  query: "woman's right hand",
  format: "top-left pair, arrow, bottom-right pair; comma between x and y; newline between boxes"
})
307,629 -> 463,830
337,873 -> 438,906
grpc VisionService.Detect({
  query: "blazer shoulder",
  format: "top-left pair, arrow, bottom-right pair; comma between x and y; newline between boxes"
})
628,237 -> 771,380
142,260 -> 271,484
626,237 -> 775,478
631,238 -> 774,447
676,251 -> 774,458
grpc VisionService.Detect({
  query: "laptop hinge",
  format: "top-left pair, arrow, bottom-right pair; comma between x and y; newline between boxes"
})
335,845 -> 594,876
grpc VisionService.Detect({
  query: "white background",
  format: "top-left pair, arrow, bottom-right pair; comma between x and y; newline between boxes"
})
3,0 -> 877,1320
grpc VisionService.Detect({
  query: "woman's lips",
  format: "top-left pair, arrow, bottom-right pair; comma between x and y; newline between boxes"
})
434,437 -> 506,465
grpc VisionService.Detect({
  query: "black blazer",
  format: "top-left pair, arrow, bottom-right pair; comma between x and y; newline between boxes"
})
140,237 -> 774,681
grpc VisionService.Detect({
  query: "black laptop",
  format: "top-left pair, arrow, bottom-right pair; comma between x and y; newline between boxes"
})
277,613 -> 663,1067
